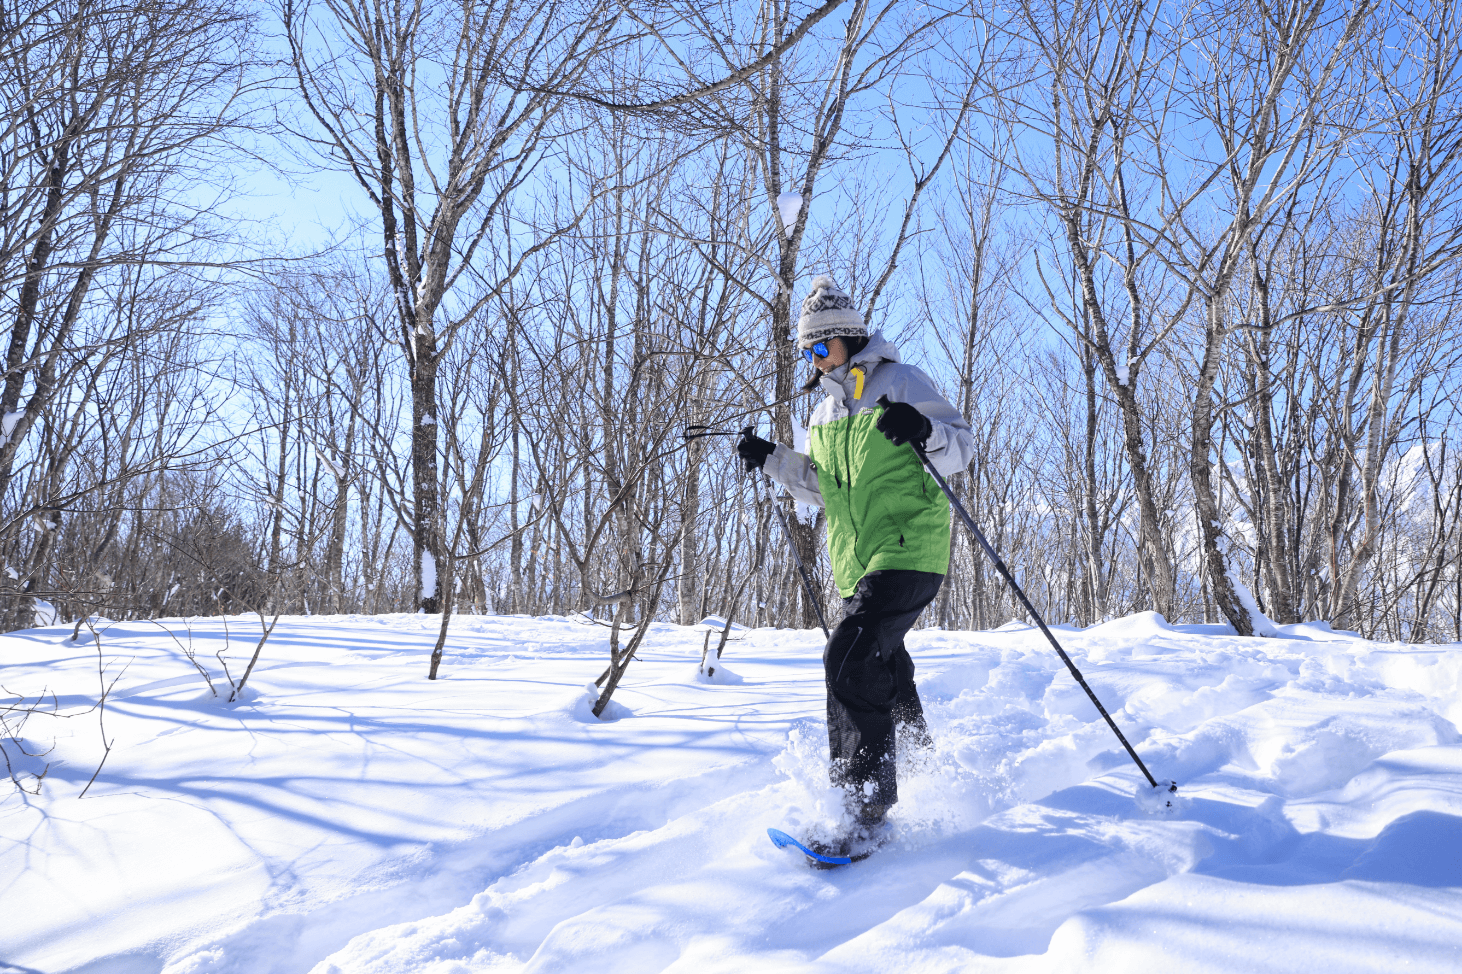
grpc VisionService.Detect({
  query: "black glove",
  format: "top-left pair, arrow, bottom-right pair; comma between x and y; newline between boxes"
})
736,427 -> 776,471
876,397 -> 932,448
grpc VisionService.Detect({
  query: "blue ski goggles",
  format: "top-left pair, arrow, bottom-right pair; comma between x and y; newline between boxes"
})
801,341 -> 831,363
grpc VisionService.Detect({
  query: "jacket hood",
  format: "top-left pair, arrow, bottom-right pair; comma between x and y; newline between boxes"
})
851,331 -> 900,368
819,330 -> 900,397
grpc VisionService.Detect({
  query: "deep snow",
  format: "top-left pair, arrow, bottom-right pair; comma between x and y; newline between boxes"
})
3,610 -> 1462,972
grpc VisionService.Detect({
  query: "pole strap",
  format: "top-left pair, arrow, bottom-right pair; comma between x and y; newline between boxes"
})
683,425 -> 740,441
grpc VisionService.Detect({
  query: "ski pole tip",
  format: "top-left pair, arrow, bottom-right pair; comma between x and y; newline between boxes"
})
1135,778 -> 1184,815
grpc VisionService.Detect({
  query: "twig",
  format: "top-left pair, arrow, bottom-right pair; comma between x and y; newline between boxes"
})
1,688 -> 56,795
78,620 -> 129,799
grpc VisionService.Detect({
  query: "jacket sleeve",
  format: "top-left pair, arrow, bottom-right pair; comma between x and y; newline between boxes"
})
762,444 -> 825,508
892,366 -> 977,478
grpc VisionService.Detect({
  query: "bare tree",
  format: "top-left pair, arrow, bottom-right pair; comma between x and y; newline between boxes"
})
1318,3 -> 1462,630
638,0 -> 973,626
1004,0 -> 1186,619
0,0 -> 254,628
282,0 -> 621,614
1158,0 -> 1375,635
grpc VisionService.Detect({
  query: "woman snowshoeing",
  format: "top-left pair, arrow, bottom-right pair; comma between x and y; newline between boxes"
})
737,275 -> 976,857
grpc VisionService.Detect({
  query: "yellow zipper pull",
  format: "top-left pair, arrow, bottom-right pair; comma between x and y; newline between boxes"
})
852,366 -> 865,401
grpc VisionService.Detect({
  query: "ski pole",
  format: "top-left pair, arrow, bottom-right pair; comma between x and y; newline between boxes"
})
878,397 -> 1171,795
744,426 -> 831,639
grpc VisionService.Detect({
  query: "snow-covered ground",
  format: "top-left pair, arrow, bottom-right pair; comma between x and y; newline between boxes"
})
4,610 -> 1462,973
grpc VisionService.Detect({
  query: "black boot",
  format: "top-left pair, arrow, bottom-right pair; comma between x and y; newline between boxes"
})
806,801 -> 890,868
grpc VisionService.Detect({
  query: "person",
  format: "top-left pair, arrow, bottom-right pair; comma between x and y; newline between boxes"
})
737,275 -> 976,855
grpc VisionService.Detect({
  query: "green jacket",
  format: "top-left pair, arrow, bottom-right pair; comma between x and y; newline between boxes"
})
763,332 -> 976,597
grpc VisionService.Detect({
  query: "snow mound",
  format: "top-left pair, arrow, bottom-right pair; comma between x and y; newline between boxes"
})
695,615 -> 747,633
32,598 -> 58,627
1228,571 -> 1280,637
691,660 -> 743,684
1089,609 -> 1173,637
567,681 -> 632,722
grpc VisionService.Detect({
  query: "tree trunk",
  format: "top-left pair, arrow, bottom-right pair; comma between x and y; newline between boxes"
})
679,432 -> 702,625
410,350 -> 442,614
1081,343 -> 1107,623
1191,304 -> 1256,636
769,277 -> 825,628
1244,290 -> 1299,624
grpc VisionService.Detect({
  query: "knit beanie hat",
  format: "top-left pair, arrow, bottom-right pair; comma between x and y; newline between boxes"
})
796,275 -> 866,347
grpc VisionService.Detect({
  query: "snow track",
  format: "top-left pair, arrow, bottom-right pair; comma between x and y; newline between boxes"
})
4,612 -> 1461,972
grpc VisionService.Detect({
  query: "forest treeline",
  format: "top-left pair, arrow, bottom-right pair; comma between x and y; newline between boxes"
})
5,0 -> 1462,647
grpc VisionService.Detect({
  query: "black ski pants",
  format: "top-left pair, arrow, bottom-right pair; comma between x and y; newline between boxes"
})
823,568 -> 943,808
